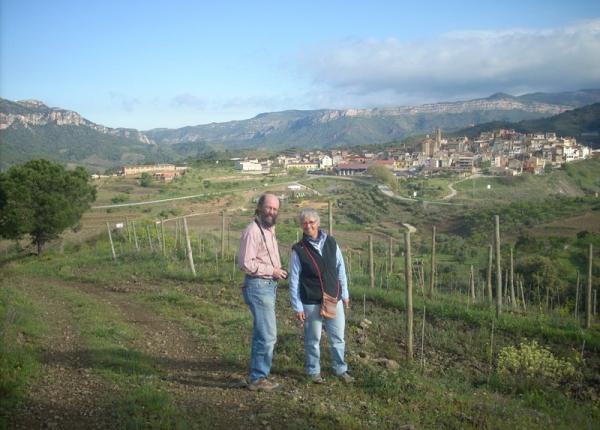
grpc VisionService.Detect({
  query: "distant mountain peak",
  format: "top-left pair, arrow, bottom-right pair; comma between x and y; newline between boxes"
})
486,92 -> 515,100
0,97 -> 154,146
17,99 -> 48,108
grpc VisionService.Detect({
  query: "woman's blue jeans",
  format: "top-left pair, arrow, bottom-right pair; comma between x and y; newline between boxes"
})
242,277 -> 277,383
303,300 -> 347,376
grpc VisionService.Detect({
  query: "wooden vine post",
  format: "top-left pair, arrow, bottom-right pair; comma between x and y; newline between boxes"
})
161,220 -> 166,257
132,220 -> 140,252
221,211 -> 226,260
487,244 -> 493,303
155,222 -> 162,251
470,265 -> 475,302
328,200 -> 334,236
495,215 -> 502,317
389,236 -> 394,274
575,272 -> 580,319
369,234 -> 375,289
586,244 -> 593,328
106,222 -> 116,260
404,231 -> 414,361
510,247 -> 517,309
146,225 -> 154,252
429,225 -> 436,297
183,217 -> 196,277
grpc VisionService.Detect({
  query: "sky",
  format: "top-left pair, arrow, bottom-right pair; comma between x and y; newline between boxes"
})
2,0 -> 600,130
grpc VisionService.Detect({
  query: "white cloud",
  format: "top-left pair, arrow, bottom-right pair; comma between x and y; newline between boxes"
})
298,20 -> 600,107
219,95 -> 297,112
170,93 -> 298,117
171,93 -> 207,109
109,92 -> 140,112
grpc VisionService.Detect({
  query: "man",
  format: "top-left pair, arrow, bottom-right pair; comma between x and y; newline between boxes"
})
238,193 -> 288,391
289,208 -> 354,384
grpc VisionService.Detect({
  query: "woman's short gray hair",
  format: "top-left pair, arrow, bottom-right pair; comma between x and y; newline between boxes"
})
297,208 -> 320,225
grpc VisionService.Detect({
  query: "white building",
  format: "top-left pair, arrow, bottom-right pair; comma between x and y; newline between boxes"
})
319,155 -> 333,169
235,161 -> 263,171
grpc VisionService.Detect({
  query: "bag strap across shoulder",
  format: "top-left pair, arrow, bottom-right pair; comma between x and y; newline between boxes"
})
301,242 -> 340,299
255,219 -> 275,268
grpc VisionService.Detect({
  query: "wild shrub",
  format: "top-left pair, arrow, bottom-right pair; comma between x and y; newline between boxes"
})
497,340 -> 576,386
111,194 -> 129,204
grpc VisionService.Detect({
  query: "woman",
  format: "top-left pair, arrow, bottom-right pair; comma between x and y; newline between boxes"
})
289,208 -> 354,384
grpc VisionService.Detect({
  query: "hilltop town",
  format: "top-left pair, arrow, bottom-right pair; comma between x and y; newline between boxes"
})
233,128 -> 594,177
111,128 -> 594,183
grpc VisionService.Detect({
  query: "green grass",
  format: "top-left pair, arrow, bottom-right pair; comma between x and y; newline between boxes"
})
564,157 -> 600,194
453,168 -> 584,205
2,273 -> 189,429
3,239 -> 600,428
0,285 -> 44,428
112,385 -> 190,430
94,166 -> 309,207
3,162 -> 600,428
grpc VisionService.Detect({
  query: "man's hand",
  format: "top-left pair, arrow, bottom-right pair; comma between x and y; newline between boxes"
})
296,311 -> 306,322
272,267 -> 288,279
343,298 -> 350,309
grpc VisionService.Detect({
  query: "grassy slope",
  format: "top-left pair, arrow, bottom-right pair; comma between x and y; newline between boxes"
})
2,160 -> 600,428
2,232 -> 599,429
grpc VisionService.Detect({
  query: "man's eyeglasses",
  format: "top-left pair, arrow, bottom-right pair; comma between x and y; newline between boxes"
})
301,220 -> 317,226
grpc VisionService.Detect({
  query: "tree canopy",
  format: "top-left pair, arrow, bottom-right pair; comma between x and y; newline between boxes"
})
0,159 -> 96,254
367,164 -> 398,191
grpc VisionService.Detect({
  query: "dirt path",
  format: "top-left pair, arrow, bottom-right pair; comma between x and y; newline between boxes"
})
8,279 -> 297,429
442,174 -> 486,200
9,281 -> 119,430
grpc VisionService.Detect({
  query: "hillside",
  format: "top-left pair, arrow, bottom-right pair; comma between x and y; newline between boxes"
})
0,124 -> 177,172
144,92 -> 588,149
453,103 -> 600,147
0,99 -> 173,171
517,88 -> 600,106
2,165 -> 599,429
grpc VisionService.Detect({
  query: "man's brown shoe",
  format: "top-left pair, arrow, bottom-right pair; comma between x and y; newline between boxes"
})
310,374 -> 324,384
247,378 -> 280,392
338,372 -> 355,384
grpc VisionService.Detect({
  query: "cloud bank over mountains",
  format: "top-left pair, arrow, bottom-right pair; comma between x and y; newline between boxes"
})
299,20 -> 600,108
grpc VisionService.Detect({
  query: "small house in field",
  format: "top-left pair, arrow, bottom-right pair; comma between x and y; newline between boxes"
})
154,171 -> 179,182
235,160 -> 263,171
335,163 -> 368,175
286,162 -> 318,171
122,164 -> 187,177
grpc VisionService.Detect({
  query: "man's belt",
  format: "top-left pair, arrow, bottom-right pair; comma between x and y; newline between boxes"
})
245,274 -> 275,280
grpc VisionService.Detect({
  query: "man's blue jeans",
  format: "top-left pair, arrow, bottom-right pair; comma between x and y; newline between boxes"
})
303,300 -> 347,376
242,277 -> 277,383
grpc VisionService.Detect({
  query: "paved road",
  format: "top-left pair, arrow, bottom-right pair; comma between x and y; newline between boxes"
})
378,184 -> 457,206
92,173 -> 483,213
442,173 -> 489,200
92,191 -> 226,209
91,180 -> 317,209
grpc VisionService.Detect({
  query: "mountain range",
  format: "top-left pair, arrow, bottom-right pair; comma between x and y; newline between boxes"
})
1,89 -> 600,171
453,102 -> 600,145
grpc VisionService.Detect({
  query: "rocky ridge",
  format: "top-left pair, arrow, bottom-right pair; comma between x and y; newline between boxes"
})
0,99 -> 153,144
144,93 -> 577,146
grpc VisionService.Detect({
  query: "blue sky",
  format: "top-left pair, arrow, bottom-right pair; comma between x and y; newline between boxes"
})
2,0 -> 600,130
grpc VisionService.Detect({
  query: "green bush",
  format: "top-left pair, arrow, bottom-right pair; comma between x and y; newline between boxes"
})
497,340 -> 576,385
139,172 -> 153,187
111,194 -> 129,204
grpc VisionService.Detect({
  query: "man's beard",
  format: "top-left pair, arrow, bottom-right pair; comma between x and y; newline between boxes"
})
259,212 -> 277,227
